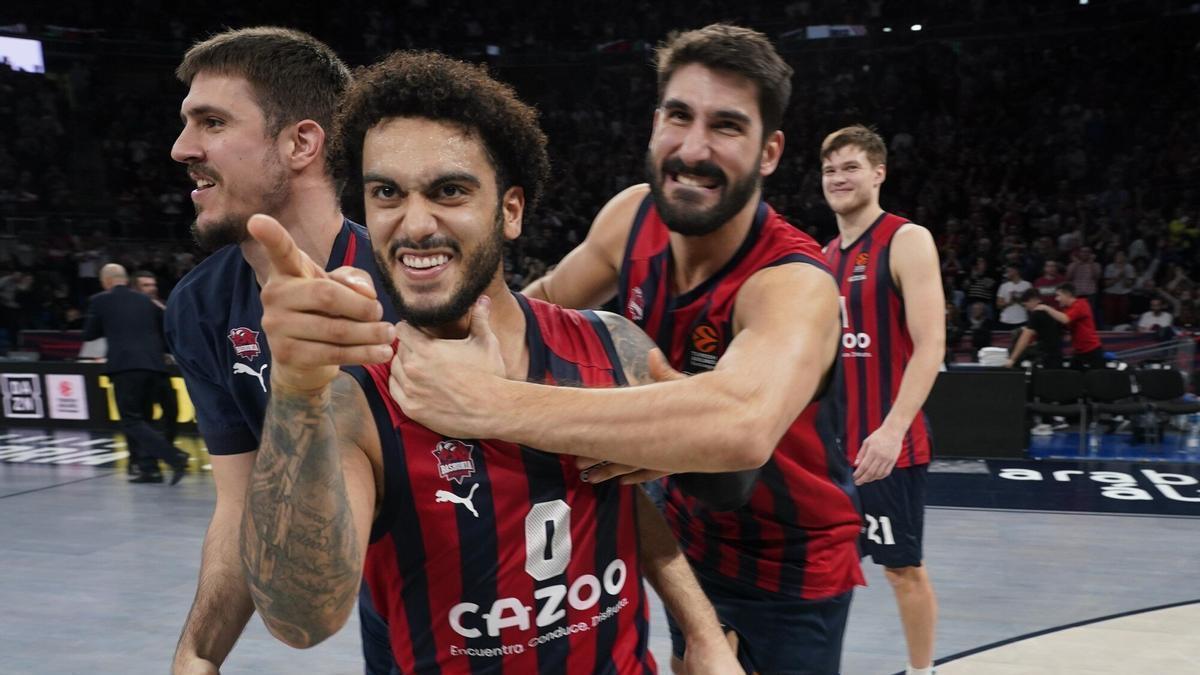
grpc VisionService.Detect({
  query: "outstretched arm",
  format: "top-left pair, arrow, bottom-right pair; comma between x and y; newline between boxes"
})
523,184 -> 645,308
237,214 -> 392,648
589,312 -> 760,508
241,375 -> 377,648
1035,304 -> 1070,325
392,262 -> 841,474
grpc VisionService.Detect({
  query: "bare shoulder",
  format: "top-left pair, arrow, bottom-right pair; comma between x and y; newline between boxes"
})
595,310 -> 656,386
890,222 -> 940,281
739,261 -> 838,312
588,184 -> 651,250
886,223 -> 945,314
602,183 -> 652,217
730,262 -> 839,336
894,222 -> 936,249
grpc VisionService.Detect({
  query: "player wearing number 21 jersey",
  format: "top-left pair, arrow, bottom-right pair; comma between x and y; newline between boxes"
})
821,125 -> 944,675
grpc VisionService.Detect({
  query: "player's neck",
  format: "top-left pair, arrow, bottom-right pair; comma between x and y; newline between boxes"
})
667,191 -> 760,295
835,202 -> 884,245
243,190 -> 343,284
422,277 -> 529,381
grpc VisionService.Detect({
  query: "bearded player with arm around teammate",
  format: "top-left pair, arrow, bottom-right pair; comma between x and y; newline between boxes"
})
387,25 -> 865,675
821,125 -> 944,675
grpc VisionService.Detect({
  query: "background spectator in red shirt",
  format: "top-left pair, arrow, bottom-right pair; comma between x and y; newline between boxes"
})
1034,283 -> 1106,370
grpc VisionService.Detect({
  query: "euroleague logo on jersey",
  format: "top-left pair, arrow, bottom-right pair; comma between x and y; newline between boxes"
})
849,251 -> 870,283
433,439 -> 477,485
685,321 -> 721,373
227,327 -> 262,362
691,323 -> 720,354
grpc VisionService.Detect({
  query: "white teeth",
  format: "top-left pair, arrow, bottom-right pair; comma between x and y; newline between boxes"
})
676,174 -> 716,188
402,254 -> 449,270
195,179 -> 214,189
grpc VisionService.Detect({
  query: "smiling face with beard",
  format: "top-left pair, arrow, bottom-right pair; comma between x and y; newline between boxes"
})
646,63 -> 781,237
363,117 -> 522,331
374,207 -> 505,328
171,72 -> 293,252
646,154 -> 760,236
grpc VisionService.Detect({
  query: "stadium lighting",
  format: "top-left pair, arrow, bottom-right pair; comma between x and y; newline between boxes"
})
883,26 -> 893,33
911,24 -> 923,31
1080,0 -> 1088,5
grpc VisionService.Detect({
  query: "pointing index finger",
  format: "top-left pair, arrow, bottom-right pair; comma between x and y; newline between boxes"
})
247,213 -> 315,279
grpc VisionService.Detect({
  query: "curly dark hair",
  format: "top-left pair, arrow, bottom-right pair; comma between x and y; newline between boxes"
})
334,51 -> 550,212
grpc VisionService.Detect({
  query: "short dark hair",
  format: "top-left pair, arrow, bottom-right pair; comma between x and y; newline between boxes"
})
334,51 -> 550,212
133,270 -> 156,279
176,27 -> 350,173
1058,283 -> 1077,296
1019,288 -> 1040,303
821,124 -> 888,167
655,24 -> 793,137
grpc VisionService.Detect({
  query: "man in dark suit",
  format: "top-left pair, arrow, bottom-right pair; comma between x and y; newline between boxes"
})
83,264 -> 187,484
134,269 -> 179,448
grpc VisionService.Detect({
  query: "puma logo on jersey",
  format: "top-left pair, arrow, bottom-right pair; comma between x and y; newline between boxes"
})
436,482 -> 480,518
233,362 -> 269,392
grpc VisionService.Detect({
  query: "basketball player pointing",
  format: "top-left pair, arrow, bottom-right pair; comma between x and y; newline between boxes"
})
241,51 -> 738,674
822,125 -> 944,675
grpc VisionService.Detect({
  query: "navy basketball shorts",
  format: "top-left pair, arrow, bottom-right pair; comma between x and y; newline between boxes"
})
359,582 -> 399,675
857,463 -> 928,569
665,568 -> 853,674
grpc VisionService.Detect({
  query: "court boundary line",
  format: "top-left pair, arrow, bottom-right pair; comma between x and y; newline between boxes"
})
0,471 -> 115,500
928,504 -> 1200,519
919,597 -> 1200,671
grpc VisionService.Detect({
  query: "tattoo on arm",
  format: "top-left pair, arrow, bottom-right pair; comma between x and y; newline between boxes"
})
597,311 -> 657,385
240,376 -> 361,647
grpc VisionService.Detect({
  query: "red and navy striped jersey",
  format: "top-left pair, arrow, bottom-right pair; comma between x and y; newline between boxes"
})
617,195 -> 864,601
825,212 -> 933,468
347,295 -> 656,675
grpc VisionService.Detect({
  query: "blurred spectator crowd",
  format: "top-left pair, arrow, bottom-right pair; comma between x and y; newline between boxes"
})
0,0 -> 1196,354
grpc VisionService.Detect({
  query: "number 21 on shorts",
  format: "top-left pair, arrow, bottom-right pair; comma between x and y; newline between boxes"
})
864,513 -> 895,546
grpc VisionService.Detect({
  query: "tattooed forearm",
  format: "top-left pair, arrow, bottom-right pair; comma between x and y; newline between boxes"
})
598,311 -> 657,385
240,379 -> 361,648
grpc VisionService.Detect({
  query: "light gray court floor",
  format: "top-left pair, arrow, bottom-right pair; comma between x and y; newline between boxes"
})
1,430 -> 1198,674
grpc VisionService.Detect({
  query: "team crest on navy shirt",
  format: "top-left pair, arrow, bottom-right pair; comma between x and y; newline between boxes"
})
432,439 -> 476,485
227,327 -> 262,362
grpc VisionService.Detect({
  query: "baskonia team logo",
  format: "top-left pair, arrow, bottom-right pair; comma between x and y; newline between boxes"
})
433,439 -> 477,485
227,327 -> 262,362
627,286 -> 645,322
